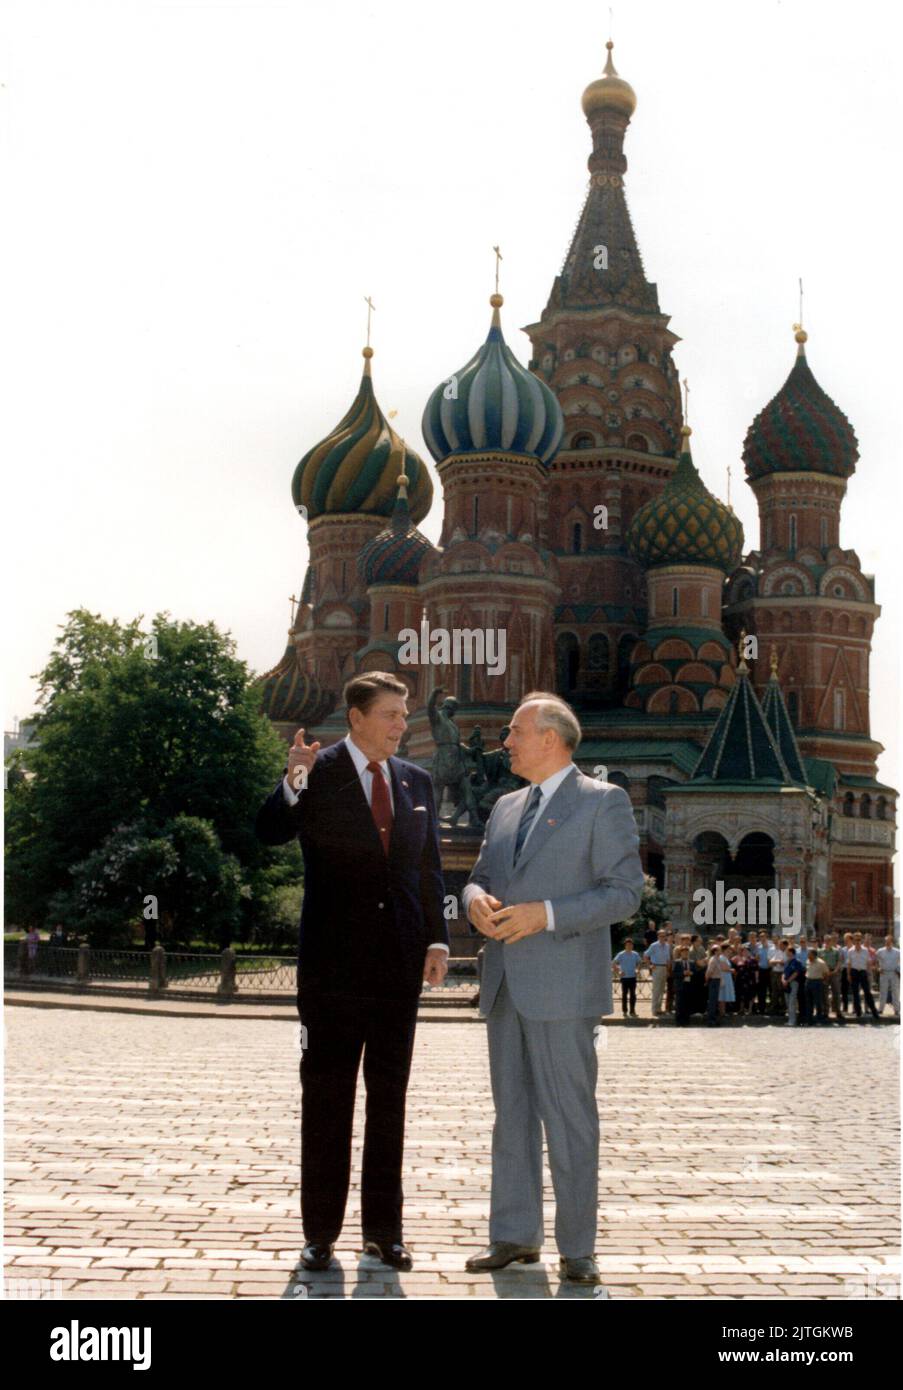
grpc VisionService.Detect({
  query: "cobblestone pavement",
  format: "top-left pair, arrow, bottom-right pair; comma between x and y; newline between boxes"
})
4,1003 -> 900,1300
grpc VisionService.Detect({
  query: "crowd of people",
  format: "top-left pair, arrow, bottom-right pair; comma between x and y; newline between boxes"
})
613,923 -> 900,1027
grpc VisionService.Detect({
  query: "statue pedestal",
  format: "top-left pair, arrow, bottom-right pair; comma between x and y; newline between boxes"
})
438,825 -> 484,955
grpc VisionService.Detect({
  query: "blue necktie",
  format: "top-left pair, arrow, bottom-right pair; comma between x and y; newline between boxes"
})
513,785 -> 543,864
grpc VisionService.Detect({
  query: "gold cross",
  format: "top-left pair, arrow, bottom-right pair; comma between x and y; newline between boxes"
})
364,295 -> 376,347
727,462 -> 732,507
798,276 -> 804,328
682,376 -> 690,424
288,593 -> 298,623
492,245 -> 503,295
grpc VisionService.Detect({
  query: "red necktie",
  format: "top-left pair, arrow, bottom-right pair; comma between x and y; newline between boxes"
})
366,760 -> 393,855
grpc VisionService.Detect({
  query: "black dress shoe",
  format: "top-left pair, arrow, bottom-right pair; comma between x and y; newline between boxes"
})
362,1239 -> 412,1271
465,1242 -> 541,1271
300,1241 -> 334,1270
559,1255 -> 599,1283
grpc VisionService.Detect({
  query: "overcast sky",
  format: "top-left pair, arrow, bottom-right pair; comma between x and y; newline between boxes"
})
2,0 -> 900,853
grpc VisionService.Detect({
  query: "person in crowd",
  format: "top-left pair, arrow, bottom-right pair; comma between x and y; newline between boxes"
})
643,928 -> 671,1018
876,934 -> 900,1018
688,934 -> 707,1016
752,932 -> 772,1015
782,945 -> 806,1027
769,939 -> 788,1015
705,945 -> 724,1027
818,934 -> 845,1022
733,945 -> 758,1017
840,932 -> 854,1013
664,926 -> 676,1014
672,944 -> 692,1026
613,939 -> 640,1018
25,925 -> 41,973
717,944 -> 735,1021
795,935 -> 812,1025
643,920 -> 657,950
847,931 -> 880,1022
804,949 -> 829,1025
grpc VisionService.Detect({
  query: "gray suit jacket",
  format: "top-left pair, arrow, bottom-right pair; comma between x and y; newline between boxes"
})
462,766 -> 645,1021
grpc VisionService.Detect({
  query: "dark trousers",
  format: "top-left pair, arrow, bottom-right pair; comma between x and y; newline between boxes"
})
620,977 -> 637,1014
675,980 -> 691,1024
841,970 -> 850,1011
298,990 -> 419,1243
805,979 -> 826,1022
757,967 -> 770,1014
706,977 -> 721,1023
799,975 -> 812,1024
849,969 -> 879,1019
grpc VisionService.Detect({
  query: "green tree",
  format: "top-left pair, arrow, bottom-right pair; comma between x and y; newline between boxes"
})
5,608 -> 301,939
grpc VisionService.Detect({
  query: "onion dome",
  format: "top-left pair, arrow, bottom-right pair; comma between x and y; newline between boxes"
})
292,347 -> 433,522
358,468 -> 434,586
582,40 -> 637,119
626,425 -> 744,572
422,294 -> 564,465
743,327 -> 859,481
256,643 -> 335,725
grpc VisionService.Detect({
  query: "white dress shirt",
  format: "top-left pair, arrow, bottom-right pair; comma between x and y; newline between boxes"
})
481,761 -> 576,933
283,734 -> 448,955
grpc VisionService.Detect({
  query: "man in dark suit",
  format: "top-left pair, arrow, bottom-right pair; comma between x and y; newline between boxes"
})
255,672 -> 449,1271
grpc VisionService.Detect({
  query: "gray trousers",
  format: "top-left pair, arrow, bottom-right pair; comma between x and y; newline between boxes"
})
486,976 -> 599,1258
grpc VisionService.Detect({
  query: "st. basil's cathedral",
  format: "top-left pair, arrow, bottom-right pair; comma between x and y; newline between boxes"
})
256,42 -> 896,939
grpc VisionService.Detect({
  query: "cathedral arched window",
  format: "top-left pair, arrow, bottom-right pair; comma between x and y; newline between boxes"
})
473,496 -> 479,534
627,433 -> 647,451
820,516 -> 829,548
860,794 -> 872,820
384,603 -> 389,632
556,632 -> 579,696
789,515 -> 798,552
572,432 -> 594,450
587,633 -> 610,675
842,792 -> 855,817
573,522 -> 583,554
833,689 -> 845,729
876,797 -> 887,821
672,587 -> 679,617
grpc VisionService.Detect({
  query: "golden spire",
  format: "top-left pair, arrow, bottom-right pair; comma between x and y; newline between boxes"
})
490,247 -> 504,326
793,280 -> 807,356
770,645 -> 779,677
582,39 -> 637,119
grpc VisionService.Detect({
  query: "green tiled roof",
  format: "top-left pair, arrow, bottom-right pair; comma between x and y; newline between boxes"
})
692,666 -> 790,783
577,739 -> 702,775
761,672 -> 806,782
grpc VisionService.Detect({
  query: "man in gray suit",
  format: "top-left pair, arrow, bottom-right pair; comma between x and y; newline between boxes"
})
462,692 -> 644,1283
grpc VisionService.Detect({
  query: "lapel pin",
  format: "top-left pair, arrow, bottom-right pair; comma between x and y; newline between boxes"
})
401,780 -> 409,788
547,818 -> 557,826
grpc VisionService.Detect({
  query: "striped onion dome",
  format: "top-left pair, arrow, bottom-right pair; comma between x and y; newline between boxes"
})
422,295 -> 564,465
256,643 -> 335,725
358,469 -> 434,586
292,347 -> 433,522
627,426 -> 744,572
743,328 -> 858,481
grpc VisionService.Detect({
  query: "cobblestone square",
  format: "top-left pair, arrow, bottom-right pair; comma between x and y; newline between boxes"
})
4,1001 -> 900,1300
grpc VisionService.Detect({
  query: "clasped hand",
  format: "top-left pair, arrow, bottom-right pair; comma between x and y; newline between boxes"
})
469,894 -> 547,944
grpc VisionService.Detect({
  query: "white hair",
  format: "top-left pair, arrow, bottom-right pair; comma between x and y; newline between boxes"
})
516,692 -> 582,752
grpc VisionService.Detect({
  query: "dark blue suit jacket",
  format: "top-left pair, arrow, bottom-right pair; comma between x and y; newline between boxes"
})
255,739 -> 448,1003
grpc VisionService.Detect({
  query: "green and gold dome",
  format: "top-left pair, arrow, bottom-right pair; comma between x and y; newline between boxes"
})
743,327 -> 858,481
291,347 -> 433,523
627,426 -> 744,572
256,643 -> 335,726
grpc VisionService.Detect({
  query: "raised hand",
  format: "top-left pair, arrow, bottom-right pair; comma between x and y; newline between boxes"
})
287,727 -> 321,793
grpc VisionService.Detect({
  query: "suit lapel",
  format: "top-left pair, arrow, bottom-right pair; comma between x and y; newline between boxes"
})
387,756 -> 413,858
509,766 -> 580,876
